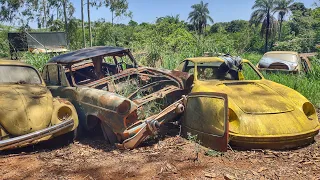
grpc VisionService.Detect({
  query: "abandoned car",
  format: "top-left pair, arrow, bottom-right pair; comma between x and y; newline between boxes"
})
43,46 -> 192,149
257,51 -> 312,73
0,60 -> 79,150
176,56 -> 320,150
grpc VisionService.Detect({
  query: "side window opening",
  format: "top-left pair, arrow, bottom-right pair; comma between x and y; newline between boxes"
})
47,65 -> 61,86
176,61 -> 186,71
241,63 -> 261,80
185,61 -> 195,73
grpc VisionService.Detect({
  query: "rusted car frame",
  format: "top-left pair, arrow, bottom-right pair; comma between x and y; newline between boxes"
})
43,46 -> 191,149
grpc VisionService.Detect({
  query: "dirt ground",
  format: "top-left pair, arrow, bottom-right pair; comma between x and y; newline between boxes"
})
1,121 -> 320,180
0,111 -> 319,180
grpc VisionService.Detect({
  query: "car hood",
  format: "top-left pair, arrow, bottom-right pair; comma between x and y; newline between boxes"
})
195,81 -> 294,114
258,57 -> 298,71
0,85 -> 53,136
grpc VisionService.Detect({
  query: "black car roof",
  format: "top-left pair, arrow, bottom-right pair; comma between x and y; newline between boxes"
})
48,46 -> 129,64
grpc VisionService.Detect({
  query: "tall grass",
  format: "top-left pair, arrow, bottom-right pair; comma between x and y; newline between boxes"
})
23,52 -> 55,71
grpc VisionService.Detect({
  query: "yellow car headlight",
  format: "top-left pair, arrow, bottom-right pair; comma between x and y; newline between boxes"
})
228,108 -> 240,133
302,102 -> 316,120
58,106 -> 72,121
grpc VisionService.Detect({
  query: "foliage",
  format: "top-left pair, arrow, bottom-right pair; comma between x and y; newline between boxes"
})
24,52 -> 52,71
188,0 -> 213,35
274,0 -> 294,40
250,0 -> 278,52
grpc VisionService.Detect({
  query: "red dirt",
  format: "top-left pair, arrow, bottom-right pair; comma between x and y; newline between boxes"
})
0,132 -> 319,180
1,113 -> 319,180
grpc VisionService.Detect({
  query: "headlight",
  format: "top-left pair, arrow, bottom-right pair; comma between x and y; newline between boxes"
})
302,102 -> 316,120
228,108 -> 240,133
58,106 -> 72,121
117,100 -> 131,115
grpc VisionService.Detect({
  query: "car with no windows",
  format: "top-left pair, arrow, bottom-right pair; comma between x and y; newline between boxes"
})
42,46 -> 193,149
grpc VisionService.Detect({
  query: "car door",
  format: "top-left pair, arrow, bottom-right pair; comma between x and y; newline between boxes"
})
181,92 -> 229,152
42,64 -> 73,97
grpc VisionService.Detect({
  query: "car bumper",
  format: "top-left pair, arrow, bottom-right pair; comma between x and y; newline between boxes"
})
0,119 -> 74,150
257,68 -> 298,73
229,127 -> 320,150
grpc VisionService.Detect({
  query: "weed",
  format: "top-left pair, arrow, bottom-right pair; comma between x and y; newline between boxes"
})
187,132 -> 201,162
205,149 -> 224,157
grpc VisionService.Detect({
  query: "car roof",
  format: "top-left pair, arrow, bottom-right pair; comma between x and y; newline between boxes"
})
48,46 -> 129,64
264,51 -> 298,55
0,60 -> 34,67
185,57 -> 250,63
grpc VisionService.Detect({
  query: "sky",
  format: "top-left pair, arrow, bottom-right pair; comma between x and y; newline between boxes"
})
70,0 -> 317,24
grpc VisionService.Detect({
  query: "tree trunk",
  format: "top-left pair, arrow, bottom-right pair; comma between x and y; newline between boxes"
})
265,11 -> 270,52
63,0 -> 69,46
87,0 -> 92,47
81,0 -> 86,48
43,0 -> 46,28
279,16 -> 283,41
112,10 -> 114,26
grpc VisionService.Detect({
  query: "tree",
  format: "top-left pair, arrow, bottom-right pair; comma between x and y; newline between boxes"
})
0,0 -> 39,25
250,0 -> 278,52
156,15 -> 180,24
104,0 -> 131,26
81,0 -> 86,47
87,0 -> 92,46
274,0 -> 294,40
48,19 -> 64,31
226,20 -> 249,33
188,0 -> 213,35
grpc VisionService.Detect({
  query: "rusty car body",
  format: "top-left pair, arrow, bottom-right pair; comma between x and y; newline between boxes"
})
176,56 -> 320,149
0,60 -> 79,150
257,51 -> 312,73
42,46 -> 195,149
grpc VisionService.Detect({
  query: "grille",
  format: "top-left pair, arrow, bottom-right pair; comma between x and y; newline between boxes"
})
268,63 -> 289,70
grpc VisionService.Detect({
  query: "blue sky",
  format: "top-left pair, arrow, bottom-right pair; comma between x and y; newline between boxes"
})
71,0 -> 316,24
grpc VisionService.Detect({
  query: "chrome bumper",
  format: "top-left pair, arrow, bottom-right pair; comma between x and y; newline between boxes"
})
0,119 -> 74,150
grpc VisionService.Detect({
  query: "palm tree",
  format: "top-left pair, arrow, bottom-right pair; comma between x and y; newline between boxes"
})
188,1 -> 213,35
250,0 -> 278,52
274,0 -> 294,40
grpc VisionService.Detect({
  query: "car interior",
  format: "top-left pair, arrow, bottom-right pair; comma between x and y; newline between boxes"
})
65,55 -> 135,86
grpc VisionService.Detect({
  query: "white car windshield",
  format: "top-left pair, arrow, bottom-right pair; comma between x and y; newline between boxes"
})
0,65 -> 42,84
263,53 -> 297,63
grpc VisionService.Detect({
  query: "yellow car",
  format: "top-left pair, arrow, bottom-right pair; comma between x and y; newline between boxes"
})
0,60 -> 79,150
176,56 -> 320,150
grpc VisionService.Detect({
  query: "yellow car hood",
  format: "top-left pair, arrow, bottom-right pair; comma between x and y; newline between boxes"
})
218,82 -> 294,114
196,81 -> 294,114
0,85 -> 53,136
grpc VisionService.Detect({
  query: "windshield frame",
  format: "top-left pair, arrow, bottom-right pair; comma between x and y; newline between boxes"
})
191,60 -> 264,81
0,64 -> 44,85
